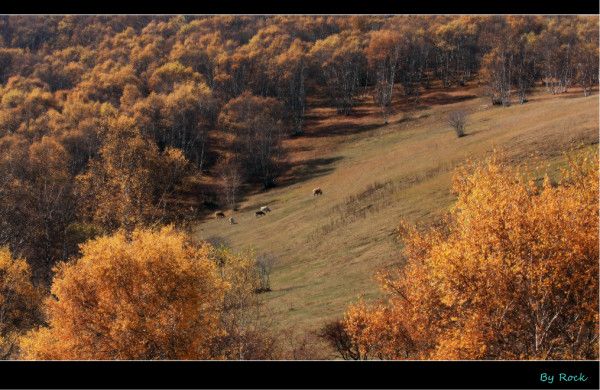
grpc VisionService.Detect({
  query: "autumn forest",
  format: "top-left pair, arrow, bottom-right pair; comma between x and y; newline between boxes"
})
0,15 -> 598,360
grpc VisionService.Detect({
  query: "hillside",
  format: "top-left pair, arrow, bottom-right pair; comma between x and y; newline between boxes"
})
193,86 -> 599,349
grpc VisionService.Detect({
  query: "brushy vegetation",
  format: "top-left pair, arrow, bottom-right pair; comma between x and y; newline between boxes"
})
336,151 -> 599,360
448,110 -> 467,137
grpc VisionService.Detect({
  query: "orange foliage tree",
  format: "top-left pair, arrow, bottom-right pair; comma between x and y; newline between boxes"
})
341,151 -> 599,360
20,226 -> 228,359
0,247 -> 42,359
76,115 -> 189,231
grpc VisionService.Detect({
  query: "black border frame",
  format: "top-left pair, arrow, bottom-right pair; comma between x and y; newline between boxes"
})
0,0 -> 598,15
0,361 -> 598,388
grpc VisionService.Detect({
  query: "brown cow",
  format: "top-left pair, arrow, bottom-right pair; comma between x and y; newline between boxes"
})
313,187 -> 323,196
255,210 -> 265,217
215,211 -> 225,218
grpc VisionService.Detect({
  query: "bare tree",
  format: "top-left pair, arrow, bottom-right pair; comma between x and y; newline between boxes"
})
482,47 -> 513,106
320,319 -> 362,360
255,253 -> 276,293
219,161 -> 243,211
448,110 -> 467,137
372,77 -> 394,125
366,30 -> 401,124
575,43 -> 599,97
279,326 -> 324,359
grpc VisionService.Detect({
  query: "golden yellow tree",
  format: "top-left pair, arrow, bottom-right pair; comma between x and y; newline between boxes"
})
77,115 -> 189,232
20,226 -> 228,360
0,247 -> 42,359
343,151 -> 599,360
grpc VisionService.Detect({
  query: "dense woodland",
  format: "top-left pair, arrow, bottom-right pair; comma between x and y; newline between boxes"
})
0,16 -> 598,360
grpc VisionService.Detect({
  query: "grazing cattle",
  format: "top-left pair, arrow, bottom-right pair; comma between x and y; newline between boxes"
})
229,217 -> 236,224
255,210 -> 265,217
260,206 -> 271,213
313,187 -> 323,196
214,211 -> 225,218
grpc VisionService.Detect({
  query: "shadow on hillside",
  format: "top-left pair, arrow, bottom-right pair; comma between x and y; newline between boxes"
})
392,92 -> 477,113
421,92 -> 477,106
202,235 -> 232,248
302,110 -> 373,127
278,155 -> 343,187
274,284 -> 310,294
392,114 -> 425,125
559,91 -> 597,99
302,121 -> 381,138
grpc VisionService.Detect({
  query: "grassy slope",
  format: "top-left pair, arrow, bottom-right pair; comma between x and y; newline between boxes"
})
193,86 -> 598,351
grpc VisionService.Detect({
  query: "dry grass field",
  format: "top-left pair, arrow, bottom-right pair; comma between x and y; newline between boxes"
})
193,85 -> 598,353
